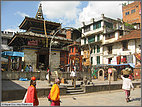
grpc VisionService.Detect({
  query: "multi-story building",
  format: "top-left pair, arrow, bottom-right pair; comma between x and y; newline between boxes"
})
81,14 -> 126,66
1,31 -> 14,71
1,31 -> 14,51
122,1 -> 141,29
66,29 -> 82,72
81,14 -> 141,67
103,29 -> 141,65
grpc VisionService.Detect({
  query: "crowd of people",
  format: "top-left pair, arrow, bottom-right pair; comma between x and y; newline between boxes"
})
21,65 -> 33,72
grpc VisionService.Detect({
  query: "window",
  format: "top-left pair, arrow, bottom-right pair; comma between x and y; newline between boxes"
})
90,48 -> 92,54
76,47 -> 78,53
97,56 -> 100,64
125,11 -> 129,15
104,21 -> 113,29
107,46 -> 112,54
122,41 -> 128,51
88,36 -> 95,43
119,31 -> 123,36
94,46 -> 95,53
84,38 -> 86,44
97,45 -> 100,53
121,56 -> 127,63
84,26 -> 90,33
91,57 -> 93,64
131,9 -> 136,14
108,58 -> 112,64
72,47 -> 74,53
105,33 -> 115,40
97,34 -> 100,41
93,21 -> 101,30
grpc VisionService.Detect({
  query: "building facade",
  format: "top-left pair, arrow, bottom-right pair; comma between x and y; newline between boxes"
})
1,31 -> 14,51
122,1 -> 141,29
81,14 -> 126,66
81,14 -> 141,67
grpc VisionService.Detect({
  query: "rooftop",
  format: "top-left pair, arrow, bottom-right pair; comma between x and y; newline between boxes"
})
116,29 -> 141,42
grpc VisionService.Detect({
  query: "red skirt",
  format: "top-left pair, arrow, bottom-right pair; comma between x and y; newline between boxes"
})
51,100 -> 60,106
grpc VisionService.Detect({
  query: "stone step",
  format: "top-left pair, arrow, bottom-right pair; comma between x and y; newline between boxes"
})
67,89 -> 84,93
66,91 -> 85,95
66,85 -> 81,88
67,87 -> 82,90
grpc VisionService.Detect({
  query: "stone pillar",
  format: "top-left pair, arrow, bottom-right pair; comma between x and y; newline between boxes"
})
18,57 -> 22,71
8,56 -> 11,71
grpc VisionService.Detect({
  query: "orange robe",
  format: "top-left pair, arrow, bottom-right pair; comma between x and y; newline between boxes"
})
25,85 -> 39,106
49,84 -> 60,106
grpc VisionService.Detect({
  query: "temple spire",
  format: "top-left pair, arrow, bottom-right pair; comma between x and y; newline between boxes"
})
35,3 -> 44,20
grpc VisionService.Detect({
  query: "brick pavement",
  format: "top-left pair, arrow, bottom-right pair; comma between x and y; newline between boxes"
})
2,88 -> 141,106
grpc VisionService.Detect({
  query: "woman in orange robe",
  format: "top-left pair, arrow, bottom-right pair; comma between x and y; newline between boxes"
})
48,78 -> 61,106
25,77 -> 39,106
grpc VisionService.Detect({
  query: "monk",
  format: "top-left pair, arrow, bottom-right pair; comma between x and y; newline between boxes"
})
25,76 -> 39,106
48,78 -> 61,106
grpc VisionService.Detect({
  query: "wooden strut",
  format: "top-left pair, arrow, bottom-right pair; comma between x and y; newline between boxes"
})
44,20 -> 48,47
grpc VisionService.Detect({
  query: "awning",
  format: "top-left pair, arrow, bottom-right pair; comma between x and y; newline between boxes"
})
108,63 -> 135,68
1,51 -> 24,59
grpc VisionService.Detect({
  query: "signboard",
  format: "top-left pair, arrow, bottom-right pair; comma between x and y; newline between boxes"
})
28,40 -> 38,46
108,68 -> 112,74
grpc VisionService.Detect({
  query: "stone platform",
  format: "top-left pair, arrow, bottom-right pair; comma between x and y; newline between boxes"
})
2,79 -> 141,101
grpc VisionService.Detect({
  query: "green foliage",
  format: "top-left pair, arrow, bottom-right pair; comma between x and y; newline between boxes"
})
124,23 -> 134,29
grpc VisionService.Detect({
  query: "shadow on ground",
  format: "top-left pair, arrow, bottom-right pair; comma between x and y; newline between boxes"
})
131,97 -> 141,102
2,80 -> 27,101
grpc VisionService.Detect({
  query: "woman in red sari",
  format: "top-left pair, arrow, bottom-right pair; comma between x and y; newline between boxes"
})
25,77 -> 39,106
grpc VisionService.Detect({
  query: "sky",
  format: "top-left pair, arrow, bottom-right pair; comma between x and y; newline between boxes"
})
1,1 -> 134,32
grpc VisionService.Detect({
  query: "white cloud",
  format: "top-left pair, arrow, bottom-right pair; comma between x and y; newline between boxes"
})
4,27 -> 25,33
78,1 -> 134,27
15,11 -> 29,18
38,1 -> 134,29
39,1 -> 82,29
40,1 -> 81,20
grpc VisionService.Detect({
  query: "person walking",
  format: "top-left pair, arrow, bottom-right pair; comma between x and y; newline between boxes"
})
29,65 -> 33,72
121,75 -> 134,102
25,65 -> 29,72
70,69 -> 76,88
46,67 -> 50,80
48,78 -> 61,106
25,76 -> 39,106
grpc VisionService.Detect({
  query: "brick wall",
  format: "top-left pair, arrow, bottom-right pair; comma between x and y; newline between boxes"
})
66,30 -> 72,39
122,1 -> 141,24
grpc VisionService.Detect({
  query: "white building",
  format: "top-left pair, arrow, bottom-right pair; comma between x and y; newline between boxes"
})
81,14 -> 141,66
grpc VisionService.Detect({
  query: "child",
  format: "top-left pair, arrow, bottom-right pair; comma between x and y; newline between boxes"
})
121,75 -> 134,102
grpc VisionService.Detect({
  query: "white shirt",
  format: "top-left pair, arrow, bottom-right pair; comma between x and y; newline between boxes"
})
70,71 -> 76,77
121,75 -> 134,90
74,66 -> 76,72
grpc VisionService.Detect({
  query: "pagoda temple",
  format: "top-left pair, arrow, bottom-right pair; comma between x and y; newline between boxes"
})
8,4 -> 73,72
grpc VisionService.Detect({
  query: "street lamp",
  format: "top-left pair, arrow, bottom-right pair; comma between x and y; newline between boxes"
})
48,27 -> 91,84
